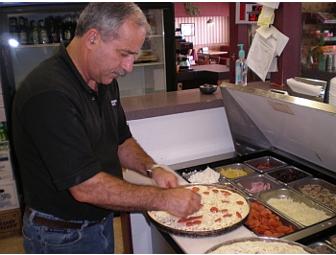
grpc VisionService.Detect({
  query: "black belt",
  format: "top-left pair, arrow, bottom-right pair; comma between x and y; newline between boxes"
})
26,208 -> 99,229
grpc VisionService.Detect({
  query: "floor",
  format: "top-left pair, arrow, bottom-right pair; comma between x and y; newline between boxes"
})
0,217 -> 124,253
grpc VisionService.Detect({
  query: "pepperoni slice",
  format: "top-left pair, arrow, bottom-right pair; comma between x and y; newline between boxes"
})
223,213 -> 232,217
221,200 -> 230,203
186,220 -> 202,226
236,211 -> 242,218
203,191 -> 210,195
191,187 -> 200,192
210,207 -> 219,213
212,189 -> 219,193
178,215 -> 203,223
215,218 -> 222,222
236,200 -> 244,205
221,190 -> 231,196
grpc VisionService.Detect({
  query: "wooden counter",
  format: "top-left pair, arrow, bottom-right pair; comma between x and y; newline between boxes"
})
121,87 -> 223,120
121,81 -> 275,121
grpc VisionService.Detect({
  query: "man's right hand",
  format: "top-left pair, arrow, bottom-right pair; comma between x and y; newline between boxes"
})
160,188 -> 202,218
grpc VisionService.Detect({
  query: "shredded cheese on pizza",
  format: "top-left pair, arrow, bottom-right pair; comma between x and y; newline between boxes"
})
148,185 -> 249,232
209,240 -> 309,254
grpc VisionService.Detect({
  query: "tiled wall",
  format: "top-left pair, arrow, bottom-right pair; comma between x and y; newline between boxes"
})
175,16 -> 230,49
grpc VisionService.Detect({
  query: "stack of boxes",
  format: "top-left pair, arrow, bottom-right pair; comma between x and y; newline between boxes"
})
0,81 -> 21,238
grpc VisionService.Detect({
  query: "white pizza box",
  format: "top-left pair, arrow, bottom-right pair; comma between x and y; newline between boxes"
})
0,180 -> 20,212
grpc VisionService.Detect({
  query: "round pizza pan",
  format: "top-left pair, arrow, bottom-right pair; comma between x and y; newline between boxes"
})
205,236 -> 315,253
146,184 -> 250,237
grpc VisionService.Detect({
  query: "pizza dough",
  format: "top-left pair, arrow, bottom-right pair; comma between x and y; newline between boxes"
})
148,185 -> 249,234
208,240 -> 309,254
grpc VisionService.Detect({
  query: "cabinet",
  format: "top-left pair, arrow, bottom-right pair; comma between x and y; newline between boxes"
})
117,8 -> 168,97
301,3 -> 336,83
0,3 -> 176,103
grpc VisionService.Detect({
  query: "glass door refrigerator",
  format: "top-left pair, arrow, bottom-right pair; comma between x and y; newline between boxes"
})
0,2 -> 176,209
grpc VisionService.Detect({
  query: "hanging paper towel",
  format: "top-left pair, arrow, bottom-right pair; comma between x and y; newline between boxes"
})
286,78 -> 323,97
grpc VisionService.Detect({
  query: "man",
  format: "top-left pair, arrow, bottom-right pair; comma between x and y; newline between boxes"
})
12,3 -> 201,253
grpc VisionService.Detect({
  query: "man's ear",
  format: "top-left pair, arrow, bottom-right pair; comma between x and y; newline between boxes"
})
84,29 -> 100,49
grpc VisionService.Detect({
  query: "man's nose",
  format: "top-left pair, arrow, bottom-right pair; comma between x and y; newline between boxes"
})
121,56 -> 134,73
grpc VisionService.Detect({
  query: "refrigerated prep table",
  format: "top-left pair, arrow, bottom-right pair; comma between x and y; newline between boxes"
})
122,84 -> 336,253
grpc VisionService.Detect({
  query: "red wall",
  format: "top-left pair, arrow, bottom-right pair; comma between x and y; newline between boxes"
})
174,3 -> 229,17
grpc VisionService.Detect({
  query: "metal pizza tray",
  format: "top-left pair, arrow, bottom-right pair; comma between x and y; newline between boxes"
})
205,236 -> 315,253
146,184 -> 250,237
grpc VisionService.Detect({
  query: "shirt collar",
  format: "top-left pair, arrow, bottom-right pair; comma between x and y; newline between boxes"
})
58,45 -> 98,96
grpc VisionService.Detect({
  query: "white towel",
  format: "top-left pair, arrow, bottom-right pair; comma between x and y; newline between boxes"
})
286,78 -> 322,97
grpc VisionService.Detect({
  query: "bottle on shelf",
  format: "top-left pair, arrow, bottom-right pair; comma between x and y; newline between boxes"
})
18,16 -> 28,45
38,19 -> 49,44
63,15 -> 73,44
30,20 -> 39,45
8,17 -> 19,41
55,16 -> 64,43
235,44 -> 248,86
45,16 -> 59,43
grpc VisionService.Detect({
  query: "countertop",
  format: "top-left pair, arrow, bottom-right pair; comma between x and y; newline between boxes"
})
121,81 -> 274,120
192,64 -> 229,73
121,87 -> 223,120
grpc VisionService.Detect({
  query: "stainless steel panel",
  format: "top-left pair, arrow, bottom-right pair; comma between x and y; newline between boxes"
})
220,84 -> 336,172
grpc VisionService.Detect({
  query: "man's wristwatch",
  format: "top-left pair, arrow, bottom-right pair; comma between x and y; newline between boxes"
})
146,164 -> 161,178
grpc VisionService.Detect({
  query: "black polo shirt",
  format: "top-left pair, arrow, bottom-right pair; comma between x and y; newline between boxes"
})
12,46 -> 132,221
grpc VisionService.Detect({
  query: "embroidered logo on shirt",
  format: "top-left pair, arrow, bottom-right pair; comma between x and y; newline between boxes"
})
111,99 -> 117,107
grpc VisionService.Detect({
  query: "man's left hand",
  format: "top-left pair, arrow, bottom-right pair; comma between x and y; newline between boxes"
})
151,166 -> 178,188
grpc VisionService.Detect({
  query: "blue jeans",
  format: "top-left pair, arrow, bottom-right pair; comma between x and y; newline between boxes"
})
22,208 -> 114,254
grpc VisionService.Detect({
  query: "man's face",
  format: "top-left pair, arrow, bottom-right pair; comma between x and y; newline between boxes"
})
88,19 -> 146,85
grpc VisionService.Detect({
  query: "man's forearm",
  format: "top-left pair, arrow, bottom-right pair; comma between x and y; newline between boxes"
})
70,171 -> 166,211
118,137 -> 155,176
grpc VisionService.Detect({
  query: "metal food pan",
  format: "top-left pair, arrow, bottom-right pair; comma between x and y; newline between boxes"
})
308,241 -> 336,254
267,166 -> 311,184
215,163 -> 255,180
328,234 -> 336,249
244,198 -> 301,238
243,156 -> 287,173
289,177 -> 336,212
234,174 -> 284,196
259,188 -> 335,227
176,167 -> 223,184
